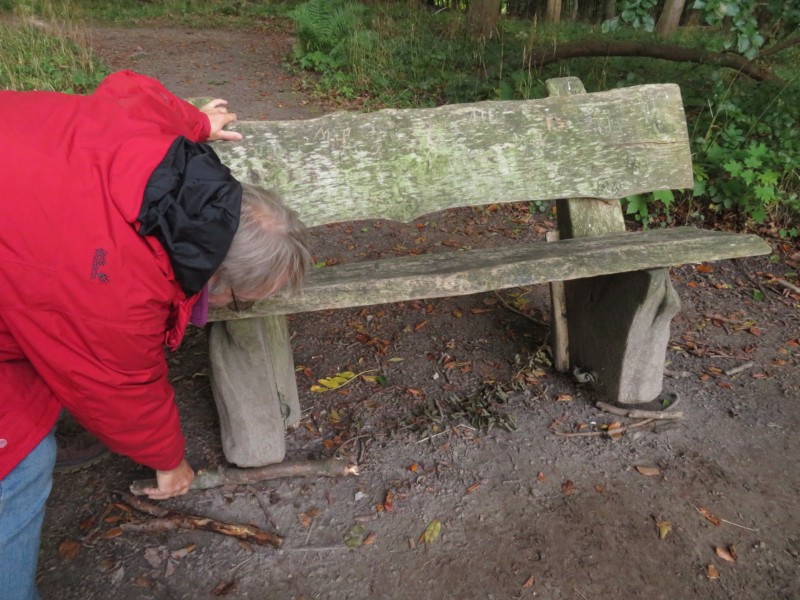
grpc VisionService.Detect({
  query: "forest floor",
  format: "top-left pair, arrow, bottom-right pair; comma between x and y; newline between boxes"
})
38,23 -> 800,600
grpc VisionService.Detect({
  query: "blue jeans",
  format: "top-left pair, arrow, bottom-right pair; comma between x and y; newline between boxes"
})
0,429 -> 56,600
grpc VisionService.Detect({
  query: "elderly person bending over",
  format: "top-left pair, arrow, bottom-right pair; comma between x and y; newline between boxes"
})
0,70 -> 309,600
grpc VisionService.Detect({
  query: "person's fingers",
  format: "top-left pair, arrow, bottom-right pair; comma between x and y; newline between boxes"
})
215,130 -> 244,141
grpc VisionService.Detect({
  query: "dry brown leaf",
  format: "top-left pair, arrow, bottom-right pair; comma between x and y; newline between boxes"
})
715,546 -> 736,562
537,472 -> 546,482
697,506 -> 722,527
58,539 -> 82,561
466,482 -> 481,494
522,576 -> 535,589
635,465 -> 661,477
555,393 -> 573,402
707,564 -> 720,580
696,264 -> 714,273
362,532 -> 377,546
104,527 -> 124,539
561,480 -> 576,495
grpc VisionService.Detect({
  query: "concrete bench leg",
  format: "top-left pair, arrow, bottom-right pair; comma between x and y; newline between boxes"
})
208,315 -> 300,466
564,268 -> 680,404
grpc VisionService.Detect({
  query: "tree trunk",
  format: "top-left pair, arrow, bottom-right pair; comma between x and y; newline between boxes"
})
546,0 -> 562,23
603,0 -> 616,20
467,0 -> 501,39
655,0 -> 686,36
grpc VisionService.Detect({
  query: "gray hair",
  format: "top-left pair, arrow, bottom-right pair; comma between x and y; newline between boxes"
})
212,184 -> 311,297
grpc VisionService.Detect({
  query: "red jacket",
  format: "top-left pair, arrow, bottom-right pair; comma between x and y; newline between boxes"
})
0,71 -> 240,479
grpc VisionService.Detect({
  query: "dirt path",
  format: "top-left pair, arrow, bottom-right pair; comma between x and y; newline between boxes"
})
38,25 -> 800,600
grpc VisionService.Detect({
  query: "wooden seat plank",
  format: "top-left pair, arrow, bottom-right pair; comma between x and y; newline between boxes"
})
209,228 -> 769,321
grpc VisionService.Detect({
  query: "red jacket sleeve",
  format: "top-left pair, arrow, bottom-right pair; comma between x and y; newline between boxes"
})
93,70 -> 211,142
4,310 -> 185,471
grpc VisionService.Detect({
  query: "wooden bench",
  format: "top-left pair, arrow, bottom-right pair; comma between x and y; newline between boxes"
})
203,77 -> 770,467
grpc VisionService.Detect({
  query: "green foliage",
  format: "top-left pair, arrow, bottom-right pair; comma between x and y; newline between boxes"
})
618,0 -> 657,33
692,0 -> 763,59
690,75 -> 800,234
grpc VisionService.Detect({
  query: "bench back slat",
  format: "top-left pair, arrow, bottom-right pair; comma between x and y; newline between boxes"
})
214,83 -> 693,227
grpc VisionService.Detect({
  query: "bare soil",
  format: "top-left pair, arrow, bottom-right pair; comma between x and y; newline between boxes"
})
38,25 -> 800,600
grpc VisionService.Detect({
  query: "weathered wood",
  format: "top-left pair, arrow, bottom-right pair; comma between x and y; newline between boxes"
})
208,316 -> 300,466
547,231 -> 569,373
548,76 -> 684,404
208,228 -> 769,321
212,83 -> 693,227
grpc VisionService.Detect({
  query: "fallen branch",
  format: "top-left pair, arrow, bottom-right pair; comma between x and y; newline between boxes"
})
551,418 -> 655,438
120,494 -> 284,548
526,40 -> 783,83
596,401 -> 683,420
130,459 -> 359,496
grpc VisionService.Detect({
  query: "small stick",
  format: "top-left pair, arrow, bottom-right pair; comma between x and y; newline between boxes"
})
725,361 -> 755,377
769,277 -> 800,295
690,503 -> 759,532
704,313 -> 743,325
120,494 -> 283,548
596,401 -> 683,420
130,459 -> 358,496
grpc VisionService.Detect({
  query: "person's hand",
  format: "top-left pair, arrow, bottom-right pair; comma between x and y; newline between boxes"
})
141,458 -> 195,500
201,98 -> 244,142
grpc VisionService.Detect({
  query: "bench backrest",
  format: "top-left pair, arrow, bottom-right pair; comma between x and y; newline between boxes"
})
212,78 -> 693,228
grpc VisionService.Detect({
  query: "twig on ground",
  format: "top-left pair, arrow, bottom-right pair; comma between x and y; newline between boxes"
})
119,494 -> 284,548
415,423 -> 477,444
130,459 -> 358,496
690,503 -> 759,532
768,277 -> 800,296
725,361 -> 756,377
493,290 -> 547,326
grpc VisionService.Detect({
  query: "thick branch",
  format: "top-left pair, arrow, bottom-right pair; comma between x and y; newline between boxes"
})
528,40 -> 783,83
130,459 -> 359,496
120,494 -> 284,548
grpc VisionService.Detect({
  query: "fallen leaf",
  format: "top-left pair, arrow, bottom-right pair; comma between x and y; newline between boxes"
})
697,506 -> 722,527
748,327 -> 762,337
383,491 -> 394,512
537,472 -> 546,482
211,579 -> 238,597
696,264 -> 714,273
522,576 -> 535,589
170,544 -> 195,560
419,520 -> 442,544
164,559 -> 177,578
707,564 -> 720,580
715,546 -> 736,562
414,320 -> 429,330
555,393 -> 573,402
594,484 -> 606,493
656,520 -> 672,540
104,527 -> 123,538
635,465 -> 661,477
362,532 -> 377,546
452,309 -> 463,318
134,577 -> 153,589
408,463 -> 419,472
561,480 -> 576,495
466,482 -> 481,494
344,524 -> 367,547
58,539 -> 81,560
